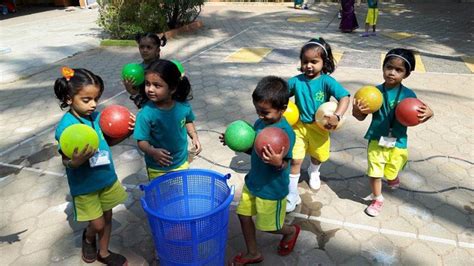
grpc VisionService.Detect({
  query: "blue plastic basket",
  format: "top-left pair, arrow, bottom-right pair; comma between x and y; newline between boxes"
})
140,169 -> 234,266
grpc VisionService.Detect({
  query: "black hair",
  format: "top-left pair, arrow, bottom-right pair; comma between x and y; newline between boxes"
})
299,37 -> 336,74
147,59 -> 192,102
383,48 -> 416,77
53,68 -> 104,110
135,32 -> 167,47
252,76 -> 289,110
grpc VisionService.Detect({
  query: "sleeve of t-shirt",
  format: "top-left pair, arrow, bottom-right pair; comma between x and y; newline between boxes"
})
55,116 -> 74,152
133,109 -> 151,141
185,103 -> 195,123
325,75 -> 350,100
288,77 -> 296,96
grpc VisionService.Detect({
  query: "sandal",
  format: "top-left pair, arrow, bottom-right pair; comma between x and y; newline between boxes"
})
230,252 -> 264,265
81,229 -> 97,263
277,224 -> 301,256
97,250 -> 128,266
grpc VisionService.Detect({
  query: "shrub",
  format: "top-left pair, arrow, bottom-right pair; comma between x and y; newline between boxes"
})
98,0 -> 204,40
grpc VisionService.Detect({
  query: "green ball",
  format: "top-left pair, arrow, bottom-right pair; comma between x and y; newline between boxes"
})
171,59 -> 185,75
224,120 -> 256,152
59,124 -> 99,159
121,63 -> 145,86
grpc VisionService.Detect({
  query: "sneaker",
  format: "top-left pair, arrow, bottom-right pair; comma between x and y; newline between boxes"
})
97,250 -> 128,266
360,33 -> 369,37
82,229 -> 97,263
308,167 -> 321,190
286,193 -> 302,212
365,200 -> 384,217
303,4 -> 308,10
387,177 -> 400,189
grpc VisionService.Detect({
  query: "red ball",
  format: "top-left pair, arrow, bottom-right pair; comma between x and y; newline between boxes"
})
395,98 -> 424,127
99,105 -> 131,138
254,127 -> 290,159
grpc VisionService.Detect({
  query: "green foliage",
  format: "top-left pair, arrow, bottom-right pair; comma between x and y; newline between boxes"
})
98,0 -> 204,40
162,0 -> 204,29
98,0 -> 167,40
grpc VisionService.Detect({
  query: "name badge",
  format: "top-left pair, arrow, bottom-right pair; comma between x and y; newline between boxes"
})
378,136 -> 397,148
89,150 -> 111,167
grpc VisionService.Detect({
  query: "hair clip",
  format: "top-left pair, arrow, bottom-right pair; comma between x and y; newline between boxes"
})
61,66 -> 74,81
171,59 -> 185,79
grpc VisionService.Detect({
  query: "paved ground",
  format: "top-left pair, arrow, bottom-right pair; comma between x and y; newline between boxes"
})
0,2 -> 473,265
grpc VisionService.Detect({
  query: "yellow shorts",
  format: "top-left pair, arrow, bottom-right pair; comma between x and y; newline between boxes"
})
236,185 -> 286,232
367,140 -> 408,180
73,180 -> 128,222
147,161 -> 189,180
292,121 -> 330,162
366,8 -> 379,26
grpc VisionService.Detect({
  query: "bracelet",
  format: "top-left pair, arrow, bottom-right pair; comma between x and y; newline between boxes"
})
334,113 -> 342,121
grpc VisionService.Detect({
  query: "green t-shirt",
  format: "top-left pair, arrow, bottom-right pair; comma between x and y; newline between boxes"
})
364,84 -> 417,148
134,101 -> 195,171
368,0 -> 378,8
245,118 -> 296,200
288,74 -> 350,123
55,112 -> 117,197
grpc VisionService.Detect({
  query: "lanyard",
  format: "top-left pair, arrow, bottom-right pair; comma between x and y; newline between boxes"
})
381,84 -> 402,133
69,110 -> 95,130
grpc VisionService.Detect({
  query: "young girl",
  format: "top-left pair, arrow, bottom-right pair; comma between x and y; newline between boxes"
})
133,59 -> 202,180
286,37 -> 350,212
54,67 -> 134,265
124,33 -> 167,101
353,48 -> 433,217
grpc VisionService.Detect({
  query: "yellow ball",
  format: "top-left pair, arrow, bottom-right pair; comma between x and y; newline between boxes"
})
59,124 -> 99,159
354,86 -> 383,113
283,101 -> 299,126
315,102 -> 344,131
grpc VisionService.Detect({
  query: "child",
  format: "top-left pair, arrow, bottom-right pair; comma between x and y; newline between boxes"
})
222,76 -> 299,265
361,0 -> 378,37
286,38 -> 350,212
54,67 -> 133,265
124,33 -> 167,102
352,48 -> 434,217
133,59 -> 201,180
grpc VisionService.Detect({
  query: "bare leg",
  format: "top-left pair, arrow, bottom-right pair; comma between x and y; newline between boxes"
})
98,210 -> 113,257
369,177 -> 382,197
290,158 -> 303,175
269,224 -> 296,243
238,215 -> 261,259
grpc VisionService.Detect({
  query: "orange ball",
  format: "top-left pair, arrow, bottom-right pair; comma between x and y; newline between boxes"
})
354,86 -> 383,113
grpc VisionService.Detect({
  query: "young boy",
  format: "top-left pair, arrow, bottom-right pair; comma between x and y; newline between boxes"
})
223,76 -> 300,264
361,0 -> 378,37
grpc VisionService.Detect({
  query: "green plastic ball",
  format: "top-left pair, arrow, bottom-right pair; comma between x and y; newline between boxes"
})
59,124 -> 99,159
171,59 -> 185,75
121,63 -> 145,86
224,120 -> 256,152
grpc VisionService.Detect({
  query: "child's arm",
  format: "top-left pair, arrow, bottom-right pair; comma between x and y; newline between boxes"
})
352,98 -> 370,121
417,103 -> 434,123
185,122 -> 202,155
123,78 -> 139,96
137,140 -> 173,167
323,96 -> 350,130
106,113 -> 136,146
61,145 -> 96,169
